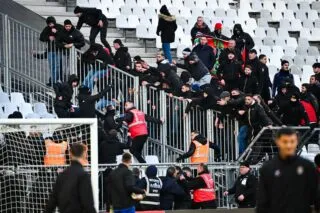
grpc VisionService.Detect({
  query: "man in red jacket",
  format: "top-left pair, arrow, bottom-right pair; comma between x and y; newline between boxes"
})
117,101 -> 162,163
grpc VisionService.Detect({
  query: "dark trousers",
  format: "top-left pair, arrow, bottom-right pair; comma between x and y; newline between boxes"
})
54,106 -> 70,118
192,200 -> 217,209
130,135 -> 148,163
89,24 -> 112,54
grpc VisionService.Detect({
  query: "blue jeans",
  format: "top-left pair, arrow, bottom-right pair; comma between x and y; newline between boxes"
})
48,52 -> 61,84
162,43 -> 172,63
83,69 -> 108,91
237,125 -> 248,155
114,206 -> 135,213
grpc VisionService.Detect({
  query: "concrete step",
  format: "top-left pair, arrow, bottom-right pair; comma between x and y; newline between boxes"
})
43,15 -> 79,24
37,11 -> 75,16
24,5 -> 67,13
14,0 -> 61,6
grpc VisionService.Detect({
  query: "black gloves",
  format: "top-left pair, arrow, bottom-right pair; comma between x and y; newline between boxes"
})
102,85 -> 112,94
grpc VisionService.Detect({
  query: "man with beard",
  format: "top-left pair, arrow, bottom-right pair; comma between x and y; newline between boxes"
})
272,60 -> 294,97
258,54 -> 272,102
56,19 -> 85,51
219,39 -> 243,66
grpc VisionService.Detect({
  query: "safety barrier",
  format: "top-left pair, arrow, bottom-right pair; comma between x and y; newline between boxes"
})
238,126 -> 311,163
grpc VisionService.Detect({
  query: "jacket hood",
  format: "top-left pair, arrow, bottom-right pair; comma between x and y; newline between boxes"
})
233,24 -> 243,35
157,62 -> 171,75
159,13 -> 176,22
68,74 -> 79,85
194,134 -> 207,145
160,5 -> 171,16
74,6 -> 85,14
189,53 -> 200,63
203,87 -> 216,98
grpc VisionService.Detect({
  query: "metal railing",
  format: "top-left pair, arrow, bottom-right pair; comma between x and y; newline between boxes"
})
238,126 -> 311,163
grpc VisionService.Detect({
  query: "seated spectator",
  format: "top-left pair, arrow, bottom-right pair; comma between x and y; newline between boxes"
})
217,51 -> 242,91
239,65 -> 259,94
192,36 -> 216,71
157,63 -> 182,95
210,23 -> 230,41
179,163 -> 217,209
277,93 -> 309,126
98,130 -> 127,164
56,19 -> 85,50
160,167 -> 186,210
82,43 -> 114,91
258,54 -> 272,102
231,24 -> 254,57
113,39 -> 132,72
175,50 -> 211,88
137,165 -> 163,210
190,16 -> 211,43
219,39 -> 243,66
156,5 -> 177,64
223,162 -> 257,208
272,60 -> 294,97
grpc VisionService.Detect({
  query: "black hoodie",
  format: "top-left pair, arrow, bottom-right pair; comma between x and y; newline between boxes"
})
39,16 -> 64,51
156,5 -> 177,43
56,25 -> 85,50
98,134 -> 127,164
231,24 -> 254,52
54,74 -> 79,109
114,46 -> 132,71
83,43 -> 114,69
75,7 -> 108,29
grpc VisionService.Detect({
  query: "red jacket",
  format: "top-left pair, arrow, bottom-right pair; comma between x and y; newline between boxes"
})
300,100 -> 317,125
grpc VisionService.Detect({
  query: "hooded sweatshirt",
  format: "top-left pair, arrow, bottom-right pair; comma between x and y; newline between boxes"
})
56,25 -> 85,50
54,74 -> 79,109
156,5 -> 177,43
75,6 -> 108,29
231,24 -> 254,52
114,45 -> 132,71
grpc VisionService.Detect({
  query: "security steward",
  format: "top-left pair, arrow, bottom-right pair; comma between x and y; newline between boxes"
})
223,161 -> 257,208
180,163 -> 217,209
116,100 -> 162,163
44,137 -> 68,166
176,130 -> 221,163
137,165 -> 163,210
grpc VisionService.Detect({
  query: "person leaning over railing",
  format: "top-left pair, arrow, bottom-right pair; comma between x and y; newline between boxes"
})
179,163 -> 217,209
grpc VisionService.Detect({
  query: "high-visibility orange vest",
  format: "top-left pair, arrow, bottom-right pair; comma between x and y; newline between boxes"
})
190,140 -> 209,163
128,109 -> 148,139
44,139 -> 68,165
193,173 -> 216,203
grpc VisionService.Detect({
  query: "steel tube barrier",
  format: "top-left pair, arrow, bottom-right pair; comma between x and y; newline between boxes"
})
238,126 -> 311,163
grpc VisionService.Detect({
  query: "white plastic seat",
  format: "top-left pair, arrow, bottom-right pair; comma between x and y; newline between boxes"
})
77,0 -> 90,7
310,28 -> 320,40
184,0 -> 195,8
302,65 -> 314,78
297,46 -> 308,56
302,20 -> 314,29
120,6 -> 132,15
263,37 -> 274,46
127,15 -> 140,28
305,56 -> 316,65
144,7 -> 157,19
284,46 -> 297,58
253,38 -> 263,47
300,28 -> 311,39
103,4 -> 120,19
10,92 -> 25,106
275,1 -> 286,12
251,0 -> 262,12
215,8 -> 226,17
300,1 -> 311,10
160,0 -> 172,7
132,6 -> 144,17
290,19 -> 303,31
136,0 -> 148,6
4,103 -> 18,115
226,9 -> 237,18
207,0 -> 218,9
293,74 -> 302,89
19,103 -> 34,117
126,0 -> 137,6
148,0 -> 161,8
278,28 -> 289,38
263,1 -> 274,11
145,155 -> 160,164
34,103 -> 48,115
260,9 -> 272,19
172,0 -> 183,8
191,8 -> 203,18
89,0 -> 102,8
195,0 -> 207,9
275,38 -> 287,46
293,55 -> 305,66
308,10 -> 319,21
272,46 -> 284,57
218,0 -> 230,10
287,2 -> 299,11
0,93 -> 10,106
266,28 -> 277,36
280,19 -> 291,29
136,25 -> 148,38
254,27 -> 266,37
272,10 -> 283,21
291,65 -> 302,76
269,55 -> 282,67
25,113 -> 41,119
283,10 -> 295,20
307,144 -> 320,154
238,9 -> 250,20
308,46 -> 320,56
260,46 -> 272,56
245,18 -> 257,29
179,7 -> 192,18
287,37 -> 298,48
258,18 -> 269,28
312,1 -> 320,10
116,15 -> 128,28
221,27 -> 232,38
222,18 -> 234,28
203,8 -> 214,18
296,11 -> 307,21
269,65 -> 278,79
298,38 -> 310,47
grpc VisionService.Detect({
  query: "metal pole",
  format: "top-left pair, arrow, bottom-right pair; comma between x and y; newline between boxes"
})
3,15 -> 10,91
159,90 -> 167,162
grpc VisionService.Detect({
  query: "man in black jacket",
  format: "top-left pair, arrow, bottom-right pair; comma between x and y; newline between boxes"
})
224,162 -> 257,208
108,153 -> 145,213
40,16 -> 64,86
176,130 -> 221,162
239,65 -> 259,94
157,62 -> 182,95
257,128 -> 318,213
258,54 -> 272,102
113,39 -> 132,72
45,143 -> 96,213
192,36 -> 216,71
218,39 -> 243,66
190,16 -> 211,43
74,6 -> 112,53
103,105 -> 122,135
98,129 -> 127,164
231,24 -> 254,58
77,85 -> 111,118
56,19 -> 85,50
53,74 -> 79,118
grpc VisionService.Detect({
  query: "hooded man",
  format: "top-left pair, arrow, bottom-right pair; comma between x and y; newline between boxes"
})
40,16 -> 64,86
157,63 -> 182,95
137,165 -> 163,210
190,16 -> 211,43
103,105 -> 122,135
192,36 -> 216,71
156,5 -> 177,63
210,23 -> 230,41
113,39 -> 132,72
231,24 -> 254,58
53,74 -> 79,118
74,6 -> 112,53
56,19 -> 85,50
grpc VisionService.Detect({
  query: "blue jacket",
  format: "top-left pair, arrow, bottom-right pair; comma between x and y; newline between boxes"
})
272,70 -> 294,97
160,176 -> 186,210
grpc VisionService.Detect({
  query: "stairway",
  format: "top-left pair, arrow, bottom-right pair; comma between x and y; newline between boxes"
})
13,0 -> 159,66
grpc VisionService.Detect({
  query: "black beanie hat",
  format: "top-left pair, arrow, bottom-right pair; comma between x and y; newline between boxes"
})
240,161 -> 250,168
64,19 -> 72,25
113,39 -> 123,46
46,16 -> 56,25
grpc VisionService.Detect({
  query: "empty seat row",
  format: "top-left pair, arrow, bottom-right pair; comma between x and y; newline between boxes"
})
247,0 -> 316,12
260,9 -> 319,21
